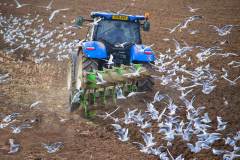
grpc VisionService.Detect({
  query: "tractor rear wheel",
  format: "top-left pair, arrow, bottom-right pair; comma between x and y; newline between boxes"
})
67,51 -> 82,112
67,50 -> 98,112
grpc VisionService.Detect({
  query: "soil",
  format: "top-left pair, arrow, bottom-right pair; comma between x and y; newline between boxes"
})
0,0 -> 240,159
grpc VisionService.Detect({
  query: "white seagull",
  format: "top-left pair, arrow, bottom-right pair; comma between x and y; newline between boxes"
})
209,25 -> 235,36
8,139 -> 20,154
14,0 -> 31,8
216,116 -> 227,131
160,23 -> 182,34
38,0 -> 54,10
49,8 -> 70,23
43,142 -> 63,153
187,6 -> 200,13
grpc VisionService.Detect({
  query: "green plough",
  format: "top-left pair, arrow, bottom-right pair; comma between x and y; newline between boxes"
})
69,63 -> 150,117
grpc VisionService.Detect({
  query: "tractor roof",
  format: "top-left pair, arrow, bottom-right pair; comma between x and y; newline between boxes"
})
90,12 -> 146,22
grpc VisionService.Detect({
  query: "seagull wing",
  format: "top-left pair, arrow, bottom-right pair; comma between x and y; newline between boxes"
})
47,0 -> 54,9
111,124 -> 122,131
49,10 -> 59,22
187,6 -> 193,10
170,23 -> 181,33
173,39 -> 181,50
58,8 -> 70,12
160,27 -> 172,31
14,0 -> 21,7
209,25 -> 219,31
49,8 -> 69,22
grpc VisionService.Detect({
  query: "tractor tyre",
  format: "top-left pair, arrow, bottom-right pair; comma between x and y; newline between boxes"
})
67,50 -> 98,112
82,55 -> 98,72
67,51 -> 82,112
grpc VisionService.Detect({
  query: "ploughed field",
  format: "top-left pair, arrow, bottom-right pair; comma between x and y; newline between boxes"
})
0,0 -> 240,159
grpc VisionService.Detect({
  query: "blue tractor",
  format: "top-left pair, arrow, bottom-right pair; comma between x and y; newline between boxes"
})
68,12 -> 156,113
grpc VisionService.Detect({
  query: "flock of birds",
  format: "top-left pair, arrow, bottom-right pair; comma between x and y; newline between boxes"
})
11,0 -> 70,23
0,108 -> 63,154
106,90 -> 240,159
0,1 -> 240,159
0,0 -> 79,64
0,13 -> 81,63
97,5 -> 240,160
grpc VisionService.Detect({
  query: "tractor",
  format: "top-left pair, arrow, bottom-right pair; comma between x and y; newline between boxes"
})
68,11 -> 156,116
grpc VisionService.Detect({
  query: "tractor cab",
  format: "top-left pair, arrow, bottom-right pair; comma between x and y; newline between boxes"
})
76,12 -> 155,66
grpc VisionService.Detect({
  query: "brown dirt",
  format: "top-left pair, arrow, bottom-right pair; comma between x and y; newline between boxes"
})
0,0 -> 240,159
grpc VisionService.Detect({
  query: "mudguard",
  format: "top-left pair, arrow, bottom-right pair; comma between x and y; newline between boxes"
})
82,41 -> 107,59
130,44 -> 155,62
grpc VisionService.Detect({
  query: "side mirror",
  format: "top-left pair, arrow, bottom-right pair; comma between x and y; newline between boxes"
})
75,16 -> 84,27
143,21 -> 150,31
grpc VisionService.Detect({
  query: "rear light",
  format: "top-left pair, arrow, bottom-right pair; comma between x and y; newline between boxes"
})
144,51 -> 152,55
86,47 -> 95,51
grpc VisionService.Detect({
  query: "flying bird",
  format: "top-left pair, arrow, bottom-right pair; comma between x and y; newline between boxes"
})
127,91 -> 145,97
11,123 -> 32,134
140,130 -> 157,148
160,23 -> 182,34
43,142 -> 63,153
3,113 -> 20,123
116,86 -> 126,99
0,73 -> 10,84
216,116 -> 227,131
37,0 -> 54,10
8,139 -> 20,154
96,72 -> 106,84
209,25 -> 235,36
173,39 -> 193,56
179,15 -> 202,31
201,113 -> 212,123
111,124 -> 129,142
123,108 -> 138,124
152,91 -> 165,104
228,61 -> 240,68
221,75 -> 240,85
49,8 -> 70,23
217,52 -> 238,57
98,106 -> 120,120
105,54 -> 114,68
146,103 -> 159,120
202,81 -> 216,94
212,148 -> 228,155
30,100 -> 42,109
187,6 -> 200,13
14,0 -> 31,8
179,89 -> 193,99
